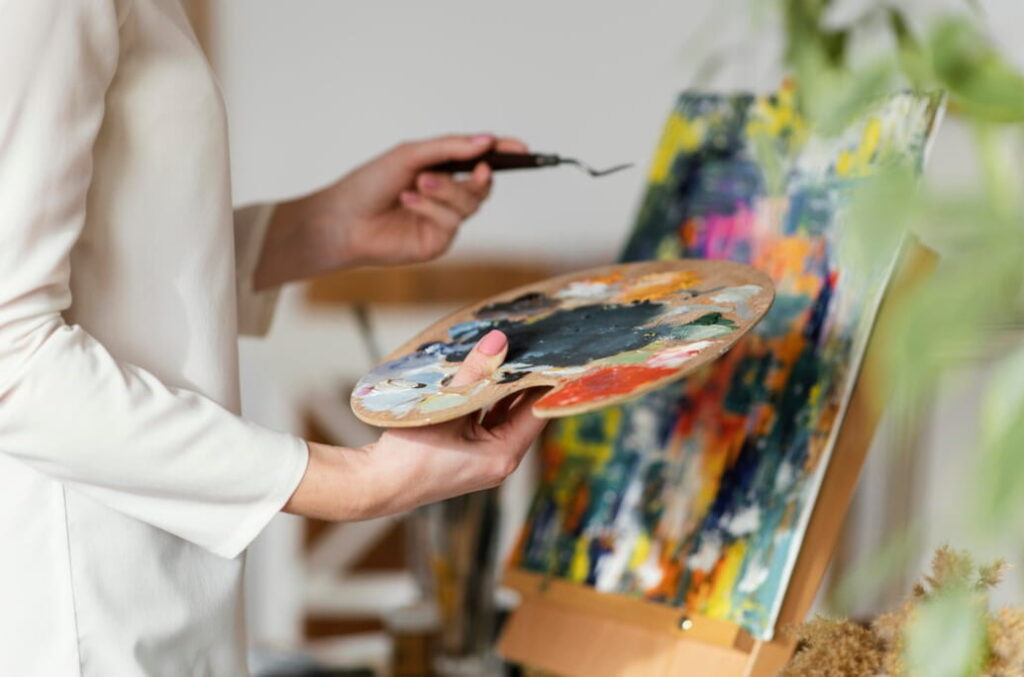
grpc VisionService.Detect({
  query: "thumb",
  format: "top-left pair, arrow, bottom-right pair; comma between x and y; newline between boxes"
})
398,134 -> 496,170
449,330 -> 508,387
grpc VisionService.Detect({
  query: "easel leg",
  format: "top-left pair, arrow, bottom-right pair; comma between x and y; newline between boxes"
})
744,639 -> 796,677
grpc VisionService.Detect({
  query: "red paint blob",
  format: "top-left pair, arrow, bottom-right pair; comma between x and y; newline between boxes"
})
536,364 -> 677,410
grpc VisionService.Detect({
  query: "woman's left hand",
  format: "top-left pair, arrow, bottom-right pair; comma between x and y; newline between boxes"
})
254,134 -> 527,289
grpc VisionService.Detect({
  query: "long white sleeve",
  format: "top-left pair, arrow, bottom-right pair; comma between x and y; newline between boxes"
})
0,0 -> 308,559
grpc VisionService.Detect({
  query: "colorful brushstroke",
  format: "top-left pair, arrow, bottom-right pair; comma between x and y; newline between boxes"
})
352,267 -> 768,423
509,87 -> 943,639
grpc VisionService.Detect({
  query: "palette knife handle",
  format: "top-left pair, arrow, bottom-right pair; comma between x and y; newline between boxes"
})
427,152 -> 562,174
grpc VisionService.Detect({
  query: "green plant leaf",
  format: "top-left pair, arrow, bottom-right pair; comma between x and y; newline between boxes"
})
880,250 -> 1017,416
972,123 -> 1024,221
973,343 -> 1024,529
781,0 -> 848,70
904,588 -> 988,677
929,17 -> 1024,122
815,59 -> 897,135
888,8 -> 933,87
840,165 -> 917,273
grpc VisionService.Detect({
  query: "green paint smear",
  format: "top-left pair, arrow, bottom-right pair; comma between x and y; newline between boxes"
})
673,324 -> 735,341
601,349 -> 654,365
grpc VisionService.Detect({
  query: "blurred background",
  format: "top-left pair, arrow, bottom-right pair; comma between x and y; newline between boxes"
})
180,1 -> 1024,673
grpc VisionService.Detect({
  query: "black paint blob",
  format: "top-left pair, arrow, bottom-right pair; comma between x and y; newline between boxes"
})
447,301 -> 673,367
476,292 -> 558,318
497,371 -> 531,384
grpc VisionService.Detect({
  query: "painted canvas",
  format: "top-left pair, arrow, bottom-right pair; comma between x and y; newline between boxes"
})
508,86 -> 943,639
352,260 -> 773,427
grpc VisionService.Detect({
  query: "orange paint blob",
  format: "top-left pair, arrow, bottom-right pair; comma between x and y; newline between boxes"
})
537,365 -> 678,410
580,271 -> 624,286
616,271 -> 702,303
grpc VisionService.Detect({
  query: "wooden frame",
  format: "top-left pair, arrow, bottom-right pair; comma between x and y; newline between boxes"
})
498,242 -> 938,677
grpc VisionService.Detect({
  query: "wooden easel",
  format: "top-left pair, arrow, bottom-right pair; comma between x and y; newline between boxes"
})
497,243 -> 937,677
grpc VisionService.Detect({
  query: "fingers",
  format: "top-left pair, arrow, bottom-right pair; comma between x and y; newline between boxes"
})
395,134 -> 496,170
394,133 -> 528,233
469,161 -> 494,195
414,168 -> 491,216
475,390 -> 546,487
481,390 -> 526,428
399,190 -> 463,232
393,133 -> 529,171
490,388 -> 548,448
494,136 -> 529,153
449,330 -> 508,388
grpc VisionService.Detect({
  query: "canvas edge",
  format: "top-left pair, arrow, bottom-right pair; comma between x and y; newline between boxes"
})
759,91 -> 948,639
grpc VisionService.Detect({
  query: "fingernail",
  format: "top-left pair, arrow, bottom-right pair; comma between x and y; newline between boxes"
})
472,134 -> 493,145
477,330 -> 507,356
421,174 -> 439,190
400,190 -> 420,204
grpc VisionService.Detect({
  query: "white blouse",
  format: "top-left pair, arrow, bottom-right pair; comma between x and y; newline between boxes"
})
0,1 -> 310,675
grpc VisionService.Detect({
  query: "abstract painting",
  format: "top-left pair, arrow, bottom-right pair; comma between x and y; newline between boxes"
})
508,86 -> 943,639
352,261 -> 773,427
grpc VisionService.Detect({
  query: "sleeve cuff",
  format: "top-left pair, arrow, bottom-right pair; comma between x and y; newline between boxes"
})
212,434 -> 310,560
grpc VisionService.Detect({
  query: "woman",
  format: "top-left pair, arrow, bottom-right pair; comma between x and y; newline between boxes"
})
0,1 -> 545,675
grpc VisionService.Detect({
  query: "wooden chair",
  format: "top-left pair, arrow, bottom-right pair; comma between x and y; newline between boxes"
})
498,87 -> 944,676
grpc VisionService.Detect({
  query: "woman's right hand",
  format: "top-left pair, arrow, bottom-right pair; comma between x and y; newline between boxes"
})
283,330 -> 547,522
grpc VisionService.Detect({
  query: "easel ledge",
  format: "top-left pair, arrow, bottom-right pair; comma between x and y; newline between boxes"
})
499,569 -> 765,676
503,569 -> 754,651
498,243 -> 939,677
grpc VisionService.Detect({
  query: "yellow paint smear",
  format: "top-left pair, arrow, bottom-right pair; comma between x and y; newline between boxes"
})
629,532 -> 652,571
570,537 -> 590,583
706,540 -> 748,618
649,114 -> 705,183
836,117 -> 883,177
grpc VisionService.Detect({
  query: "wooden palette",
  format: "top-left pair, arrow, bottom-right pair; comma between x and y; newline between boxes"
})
351,260 -> 773,427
